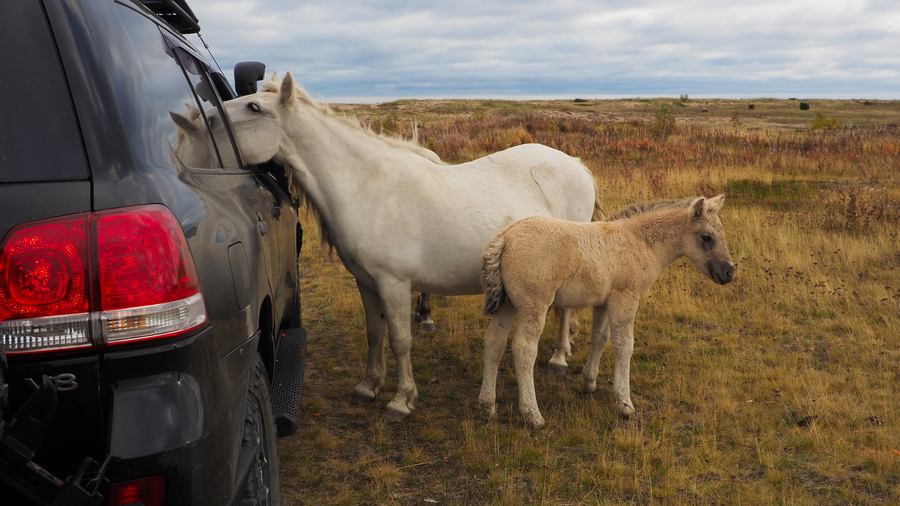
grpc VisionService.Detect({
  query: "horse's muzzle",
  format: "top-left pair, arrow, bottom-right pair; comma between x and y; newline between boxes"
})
708,260 -> 735,285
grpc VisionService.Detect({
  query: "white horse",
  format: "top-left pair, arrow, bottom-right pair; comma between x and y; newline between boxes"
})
212,73 -> 603,419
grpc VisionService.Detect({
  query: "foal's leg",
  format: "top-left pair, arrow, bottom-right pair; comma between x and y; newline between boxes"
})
511,306 -> 550,429
378,279 -> 420,420
582,305 -> 610,393
608,300 -> 639,418
548,308 -> 574,374
478,303 -> 517,420
413,293 -> 436,332
352,282 -> 388,404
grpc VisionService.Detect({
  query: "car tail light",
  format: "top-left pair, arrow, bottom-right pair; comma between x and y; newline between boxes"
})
0,205 -> 207,354
107,476 -> 166,506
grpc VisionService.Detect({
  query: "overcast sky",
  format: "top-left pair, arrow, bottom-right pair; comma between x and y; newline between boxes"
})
185,0 -> 900,103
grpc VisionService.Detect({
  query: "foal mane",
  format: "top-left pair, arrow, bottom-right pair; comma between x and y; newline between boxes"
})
605,197 -> 696,222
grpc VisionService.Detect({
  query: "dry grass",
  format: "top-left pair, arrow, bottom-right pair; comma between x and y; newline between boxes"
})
279,98 -> 900,505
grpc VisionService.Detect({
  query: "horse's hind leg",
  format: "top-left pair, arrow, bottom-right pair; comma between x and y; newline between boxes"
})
413,293 -> 436,332
607,302 -> 638,418
582,305 -> 610,393
352,282 -> 388,404
511,306 -> 550,429
478,302 -> 516,421
548,308 -> 575,374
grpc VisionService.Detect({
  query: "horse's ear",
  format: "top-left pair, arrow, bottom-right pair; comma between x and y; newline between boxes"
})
279,72 -> 295,107
707,194 -> 725,213
690,197 -> 707,219
170,111 -> 198,133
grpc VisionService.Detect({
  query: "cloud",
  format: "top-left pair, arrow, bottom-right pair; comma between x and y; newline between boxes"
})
184,0 -> 900,101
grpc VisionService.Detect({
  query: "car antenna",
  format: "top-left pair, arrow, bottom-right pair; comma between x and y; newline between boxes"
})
197,32 -> 225,76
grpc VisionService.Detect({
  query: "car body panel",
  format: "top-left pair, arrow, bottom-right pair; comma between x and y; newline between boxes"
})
0,0 -> 302,503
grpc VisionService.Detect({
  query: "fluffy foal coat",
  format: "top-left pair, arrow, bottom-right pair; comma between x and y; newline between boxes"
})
479,195 -> 735,428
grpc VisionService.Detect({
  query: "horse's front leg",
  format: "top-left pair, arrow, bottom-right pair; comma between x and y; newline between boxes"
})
511,306 -> 549,429
478,303 -> 517,420
608,300 -> 639,418
352,282 -> 388,404
548,307 -> 574,374
379,279 -> 419,421
413,293 -> 436,332
582,305 -> 610,392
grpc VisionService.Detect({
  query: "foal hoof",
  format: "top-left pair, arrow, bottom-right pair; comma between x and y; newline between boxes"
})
419,321 -> 436,333
524,413 -> 545,429
479,401 -> 497,421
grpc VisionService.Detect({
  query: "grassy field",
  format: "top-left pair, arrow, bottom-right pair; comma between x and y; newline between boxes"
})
278,97 -> 900,505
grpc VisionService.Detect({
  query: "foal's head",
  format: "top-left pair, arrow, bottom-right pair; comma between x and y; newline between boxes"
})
682,195 -> 735,285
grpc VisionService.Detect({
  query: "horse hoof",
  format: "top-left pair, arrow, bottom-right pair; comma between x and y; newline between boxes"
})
419,322 -> 436,333
351,386 -> 378,405
618,403 -> 635,419
583,380 -> 598,393
479,401 -> 497,420
548,361 -> 568,375
384,408 -> 409,423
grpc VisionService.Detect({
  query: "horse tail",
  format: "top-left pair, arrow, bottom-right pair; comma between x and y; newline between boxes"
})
480,234 -> 508,315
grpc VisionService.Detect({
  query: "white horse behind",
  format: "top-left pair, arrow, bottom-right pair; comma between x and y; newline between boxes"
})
212,73 -> 603,419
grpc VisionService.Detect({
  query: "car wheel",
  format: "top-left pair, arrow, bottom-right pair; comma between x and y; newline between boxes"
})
241,353 -> 282,506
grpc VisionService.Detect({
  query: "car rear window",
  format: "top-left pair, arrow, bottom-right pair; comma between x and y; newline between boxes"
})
0,1 -> 88,183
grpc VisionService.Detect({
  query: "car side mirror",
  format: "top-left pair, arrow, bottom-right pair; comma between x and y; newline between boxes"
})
234,61 -> 266,96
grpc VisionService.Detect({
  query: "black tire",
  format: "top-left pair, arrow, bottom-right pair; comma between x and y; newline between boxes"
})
241,353 -> 282,506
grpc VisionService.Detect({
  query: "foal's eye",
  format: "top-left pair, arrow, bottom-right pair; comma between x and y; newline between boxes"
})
701,234 -> 713,243
248,102 -> 261,113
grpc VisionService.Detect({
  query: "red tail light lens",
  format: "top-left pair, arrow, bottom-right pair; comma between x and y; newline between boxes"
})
98,207 -> 200,310
0,216 -> 89,319
107,476 -> 166,506
0,205 -> 207,354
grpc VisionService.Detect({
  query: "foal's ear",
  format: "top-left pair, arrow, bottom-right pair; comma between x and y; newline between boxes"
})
279,72 -> 295,107
690,196 -> 707,219
707,194 -> 725,213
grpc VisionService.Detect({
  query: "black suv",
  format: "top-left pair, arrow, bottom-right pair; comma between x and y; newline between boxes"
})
0,1 -> 307,505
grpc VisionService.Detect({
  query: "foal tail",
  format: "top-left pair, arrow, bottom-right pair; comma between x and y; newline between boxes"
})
480,235 -> 508,315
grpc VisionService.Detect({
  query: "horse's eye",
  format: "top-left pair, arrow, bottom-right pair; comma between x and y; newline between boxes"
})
701,234 -> 713,243
248,102 -> 261,113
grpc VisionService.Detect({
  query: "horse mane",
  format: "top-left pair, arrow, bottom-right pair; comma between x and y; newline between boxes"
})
605,197 -> 696,222
259,73 -> 440,161
259,73 -> 441,254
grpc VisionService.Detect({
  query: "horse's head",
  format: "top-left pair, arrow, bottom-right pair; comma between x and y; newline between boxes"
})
682,195 -> 735,285
211,72 -> 299,165
170,103 -> 218,168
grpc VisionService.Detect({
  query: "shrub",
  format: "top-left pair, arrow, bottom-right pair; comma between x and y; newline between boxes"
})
800,102 -> 810,110
810,112 -> 842,130
650,104 -> 675,139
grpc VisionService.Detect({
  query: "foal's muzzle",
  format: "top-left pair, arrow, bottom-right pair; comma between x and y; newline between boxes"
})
708,260 -> 736,285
